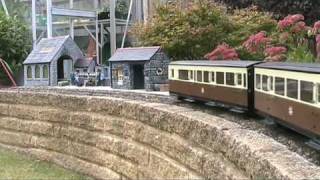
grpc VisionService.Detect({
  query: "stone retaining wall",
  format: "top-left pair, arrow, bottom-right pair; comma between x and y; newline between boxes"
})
0,90 -> 319,179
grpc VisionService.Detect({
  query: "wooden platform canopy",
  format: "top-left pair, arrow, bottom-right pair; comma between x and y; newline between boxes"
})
0,58 -> 17,87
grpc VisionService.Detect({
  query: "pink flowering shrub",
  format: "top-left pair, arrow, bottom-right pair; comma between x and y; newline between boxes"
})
316,34 -> 320,60
203,13 -> 320,62
265,46 -> 287,62
278,14 -> 305,32
205,43 -> 239,60
242,31 -> 271,55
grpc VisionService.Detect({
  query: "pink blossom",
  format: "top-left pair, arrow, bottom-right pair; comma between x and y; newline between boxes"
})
243,31 -> 271,53
278,14 -> 305,31
265,46 -> 287,57
205,43 -> 239,60
316,34 -> 320,44
291,21 -> 306,33
313,21 -> 320,34
290,14 -> 304,23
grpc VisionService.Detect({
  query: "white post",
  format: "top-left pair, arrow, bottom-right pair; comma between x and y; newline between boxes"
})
69,0 -> 74,39
143,0 -> 148,23
1,0 -> 9,16
32,0 -> 37,48
94,0 -> 100,64
110,0 -> 117,55
121,0 -> 133,48
46,0 -> 53,38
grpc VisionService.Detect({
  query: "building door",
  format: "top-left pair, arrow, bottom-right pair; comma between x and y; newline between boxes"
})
57,57 -> 72,81
133,64 -> 144,89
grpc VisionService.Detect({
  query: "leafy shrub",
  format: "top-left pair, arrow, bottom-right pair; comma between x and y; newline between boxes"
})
132,0 -> 234,60
0,11 -> 31,83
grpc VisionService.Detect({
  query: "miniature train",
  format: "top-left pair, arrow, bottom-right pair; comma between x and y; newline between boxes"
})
169,60 -> 320,140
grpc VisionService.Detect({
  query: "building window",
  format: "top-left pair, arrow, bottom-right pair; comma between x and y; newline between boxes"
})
204,71 -> 209,83
211,72 -> 215,82
197,71 -> 202,82
35,65 -> 40,79
43,65 -> 49,79
256,74 -> 261,89
243,74 -> 247,87
118,69 -> 124,81
275,77 -> 285,96
236,73 -> 242,86
216,72 -> 224,85
226,73 -> 235,86
27,66 -> 32,79
301,81 -> 314,103
287,79 -> 298,99
171,69 -> 174,78
178,70 -> 189,80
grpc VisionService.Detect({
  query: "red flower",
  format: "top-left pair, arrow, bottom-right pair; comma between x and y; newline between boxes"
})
205,43 -> 239,60
313,21 -> 320,34
278,14 -> 305,31
291,14 -> 304,23
265,46 -> 287,62
243,31 -> 271,53
265,46 -> 287,57
316,34 -> 320,44
291,21 -> 306,33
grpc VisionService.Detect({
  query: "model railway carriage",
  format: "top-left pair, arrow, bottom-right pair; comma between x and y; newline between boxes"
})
169,61 -> 259,110
254,62 -> 320,139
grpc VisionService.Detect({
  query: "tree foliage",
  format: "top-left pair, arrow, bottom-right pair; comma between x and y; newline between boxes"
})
132,0 -> 276,60
0,11 -> 31,73
132,0 -> 234,60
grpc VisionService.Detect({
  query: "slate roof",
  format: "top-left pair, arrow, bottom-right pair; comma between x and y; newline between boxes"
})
74,58 -> 96,68
170,60 -> 260,68
23,36 -> 73,64
255,62 -> 320,73
109,46 -> 161,62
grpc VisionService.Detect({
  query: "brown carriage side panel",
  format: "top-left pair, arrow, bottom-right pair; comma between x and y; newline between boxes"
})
170,80 -> 248,107
255,91 -> 320,138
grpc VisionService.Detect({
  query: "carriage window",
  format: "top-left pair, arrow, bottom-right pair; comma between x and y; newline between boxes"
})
43,65 -> 49,79
27,66 -> 32,79
204,71 -> 209,83
216,72 -> 224,85
226,73 -> 235,86
236,73 -> 242,86
262,75 -> 268,91
197,71 -> 202,82
287,79 -> 298,99
275,77 -> 285,96
244,74 -> 247,87
35,65 -> 40,79
189,70 -> 193,80
171,69 -> 174,78
211,72 -> 215,82
301,81 -> 314,103
256,74 -> 261,89
269,77 -> 274,91
178,70 -> 189,80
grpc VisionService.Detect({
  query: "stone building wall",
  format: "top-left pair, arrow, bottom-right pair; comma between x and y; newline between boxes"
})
145,51 -> 170,91
111,50 -> 170,91
0,91 -> 319,179
111,63 -> 132,89
24,64 -> 50,86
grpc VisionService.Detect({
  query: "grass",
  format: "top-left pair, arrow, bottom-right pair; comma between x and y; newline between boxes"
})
0,148 -> 91,180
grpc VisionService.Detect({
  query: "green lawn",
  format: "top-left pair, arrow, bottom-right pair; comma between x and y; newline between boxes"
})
0,148 -> 91,180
